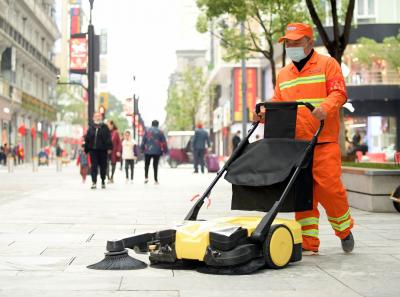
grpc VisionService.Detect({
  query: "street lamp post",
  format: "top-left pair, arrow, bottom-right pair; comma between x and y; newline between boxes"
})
132,76 -> 139,141
87,0 -> 95,126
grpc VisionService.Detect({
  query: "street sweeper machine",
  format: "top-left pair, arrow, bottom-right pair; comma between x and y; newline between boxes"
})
88,102 -> 324,274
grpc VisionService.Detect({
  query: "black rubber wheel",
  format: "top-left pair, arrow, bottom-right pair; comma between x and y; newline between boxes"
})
393,201 -> 400,213
263,224 -> 294,269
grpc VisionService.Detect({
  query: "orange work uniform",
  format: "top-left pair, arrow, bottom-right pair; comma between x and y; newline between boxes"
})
271,50 -> 354,252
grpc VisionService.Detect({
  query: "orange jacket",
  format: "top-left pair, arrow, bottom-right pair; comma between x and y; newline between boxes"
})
271,51 -> 347,143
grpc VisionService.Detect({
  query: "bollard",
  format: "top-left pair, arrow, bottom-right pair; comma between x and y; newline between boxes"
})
7,156 -> 14,173
56,156 -> 62,172
32,156 -> 39,172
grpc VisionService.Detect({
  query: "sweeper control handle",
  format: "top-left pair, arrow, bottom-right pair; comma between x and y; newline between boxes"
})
255,101 -> 315,114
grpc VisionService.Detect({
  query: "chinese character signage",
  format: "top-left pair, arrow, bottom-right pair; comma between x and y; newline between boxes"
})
233,68 -> 257,122
70,36 -> 87,74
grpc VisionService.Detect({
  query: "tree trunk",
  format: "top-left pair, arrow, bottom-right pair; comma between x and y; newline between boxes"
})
267,38 -> 277,88
281,44 -> 286,67
306,0 -> 355,159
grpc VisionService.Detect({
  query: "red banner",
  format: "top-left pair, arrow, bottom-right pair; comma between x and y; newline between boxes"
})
31,127 -> 36,140
70,8 -> 81,34
70,36 -> 87,74
233,68 -> 257,122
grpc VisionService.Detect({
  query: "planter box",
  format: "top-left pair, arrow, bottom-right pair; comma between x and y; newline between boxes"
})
341,167 -> 400,212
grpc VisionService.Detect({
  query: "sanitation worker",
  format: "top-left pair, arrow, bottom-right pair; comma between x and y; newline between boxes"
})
256,23 -> 354,254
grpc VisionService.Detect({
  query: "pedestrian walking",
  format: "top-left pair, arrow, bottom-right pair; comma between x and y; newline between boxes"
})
107,120 -> 122,184
0,145 -> 6,165
84,112 -> 113,189
141,120 -> 168,184
76,146 -> 91,183
232,130 -> 241,151
16,143 -> 24,164
122,130 -> 137,183
256,23 -> 354,254
119,132 -> 124,171
192,123 -> 210,174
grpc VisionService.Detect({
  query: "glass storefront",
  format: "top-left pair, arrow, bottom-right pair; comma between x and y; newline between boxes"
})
345,115 -> 397,159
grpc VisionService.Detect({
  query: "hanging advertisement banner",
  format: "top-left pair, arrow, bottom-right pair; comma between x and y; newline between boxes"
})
233,68 -> 258,122
70,8 -> 81,34
70,34 -> 87,74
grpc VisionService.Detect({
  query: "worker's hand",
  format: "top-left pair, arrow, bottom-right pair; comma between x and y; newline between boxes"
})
116,152 -> 121,157
253,106 -> 266,123
311,107 -> 327,120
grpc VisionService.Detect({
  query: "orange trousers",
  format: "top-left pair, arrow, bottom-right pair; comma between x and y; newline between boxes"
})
295,142 -> 354,252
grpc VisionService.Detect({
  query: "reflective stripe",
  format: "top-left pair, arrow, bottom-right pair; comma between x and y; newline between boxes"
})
302,229 -> 319,238
297,217 -> 319,227
279,74 -> 326,91
328,209 -> 350,223
330,219 -> 352,232
297,98 -> 325,108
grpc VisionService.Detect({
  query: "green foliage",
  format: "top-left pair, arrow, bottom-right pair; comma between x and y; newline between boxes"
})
382,34 -> 400,73
165,67 -> 208,131
56,80 -> 86,126
196,0 -> 310,86
352,35 -> 400,73
342,162 -> 400,170
105,93 -> 129,132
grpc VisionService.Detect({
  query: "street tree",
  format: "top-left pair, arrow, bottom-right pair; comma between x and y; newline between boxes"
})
165,67 -> 208,131
305,0 -> 356,157
56,82 -> 86,126
196,0 -> 309,87
305,0 -> 355,64
106,93 -> 129,133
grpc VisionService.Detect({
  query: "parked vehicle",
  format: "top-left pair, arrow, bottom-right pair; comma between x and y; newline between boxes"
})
167,131 -> 194,168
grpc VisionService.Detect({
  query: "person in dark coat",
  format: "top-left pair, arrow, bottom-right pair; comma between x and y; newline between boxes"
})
192,123 -> 210,174
232,130 -> 241,151
107,120 -> 122,184
141,120 -> 168,184
84,112 -> 113,189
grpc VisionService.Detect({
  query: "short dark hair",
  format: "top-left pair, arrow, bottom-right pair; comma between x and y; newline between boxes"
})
152,120 -> 159,127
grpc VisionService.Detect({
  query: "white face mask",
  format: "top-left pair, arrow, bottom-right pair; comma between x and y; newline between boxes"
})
93,119 -> 102,125
286,46 -> 307,62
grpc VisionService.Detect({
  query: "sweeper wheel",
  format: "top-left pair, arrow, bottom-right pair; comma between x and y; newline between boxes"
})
263,224 -> 294,269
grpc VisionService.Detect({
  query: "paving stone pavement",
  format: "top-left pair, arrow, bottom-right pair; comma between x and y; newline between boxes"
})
0,162 -> 400,297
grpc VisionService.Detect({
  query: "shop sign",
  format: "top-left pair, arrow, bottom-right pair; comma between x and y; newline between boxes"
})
233,68 -> 257,122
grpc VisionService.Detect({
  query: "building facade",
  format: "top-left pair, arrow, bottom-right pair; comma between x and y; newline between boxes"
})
0,0 -> 59,161
316,0 -> 400,154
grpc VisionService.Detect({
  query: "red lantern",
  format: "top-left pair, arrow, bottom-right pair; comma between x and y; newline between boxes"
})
18,125 -> 26,136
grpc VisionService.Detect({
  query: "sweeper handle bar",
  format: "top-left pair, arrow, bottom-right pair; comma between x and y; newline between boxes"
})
184,121 -> 260,221
251,102 -> 325,243
255,101 -> 314,114
184,101 -> 324,221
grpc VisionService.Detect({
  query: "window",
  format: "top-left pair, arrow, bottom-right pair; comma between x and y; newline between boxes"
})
356,0 -> 376,23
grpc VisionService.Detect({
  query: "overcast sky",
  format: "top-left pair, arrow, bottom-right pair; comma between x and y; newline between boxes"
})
78,0 -> 208,126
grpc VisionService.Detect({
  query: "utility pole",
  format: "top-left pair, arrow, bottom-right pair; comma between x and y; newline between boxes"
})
132,75 -> 139,140
240,22 -> 248,138
87,0 -> 95,126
